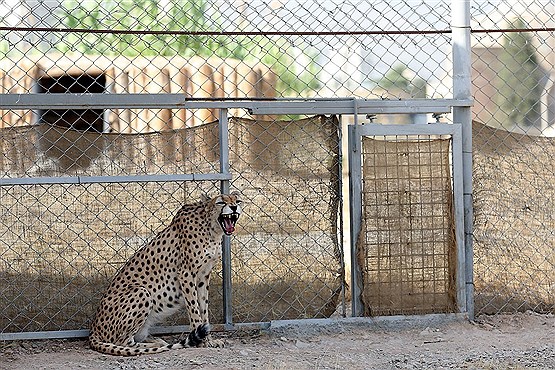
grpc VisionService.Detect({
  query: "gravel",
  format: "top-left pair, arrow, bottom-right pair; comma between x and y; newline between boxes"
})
1,311 -> 553,370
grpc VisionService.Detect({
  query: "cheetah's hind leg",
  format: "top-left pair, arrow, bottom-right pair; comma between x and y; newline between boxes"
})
108,286 -> 155,347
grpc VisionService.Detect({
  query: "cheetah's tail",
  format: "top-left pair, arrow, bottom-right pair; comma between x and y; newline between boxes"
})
89,324 -> 210,356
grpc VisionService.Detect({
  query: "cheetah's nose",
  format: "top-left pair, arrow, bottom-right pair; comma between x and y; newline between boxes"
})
230,205 -> 238,212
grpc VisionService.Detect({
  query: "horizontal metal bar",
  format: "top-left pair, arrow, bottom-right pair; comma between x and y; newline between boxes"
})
0,322 -> 271,340
0,94 -> 472,114
0,94 -> 247,109
0,94 -> 342,110
250,98 -> 473,115
0,330 -> 90,341
248,99 -> 360,114
353,122 -> 462,136
268,313 -> 468,330
150,322 -> 272,335
0,173 -> 231,186
0,314 -> 467,341
0,25 -> 454,36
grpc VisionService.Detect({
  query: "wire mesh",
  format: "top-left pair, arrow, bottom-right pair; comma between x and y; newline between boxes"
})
0,114 -> 342,335
470,0 -> 555,315
0,0 -> 454,105
357,134 -> 457,316
229,116 -> 342,322
0,0 -> 554,339
0,120 -> 225,333
1,181 -> 219,333
473,121 -> 555,314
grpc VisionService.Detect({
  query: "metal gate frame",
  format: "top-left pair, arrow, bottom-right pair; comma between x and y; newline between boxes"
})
347,123 -> 470,318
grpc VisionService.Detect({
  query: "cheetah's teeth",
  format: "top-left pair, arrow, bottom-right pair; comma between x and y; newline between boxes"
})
218,212 -> 240,235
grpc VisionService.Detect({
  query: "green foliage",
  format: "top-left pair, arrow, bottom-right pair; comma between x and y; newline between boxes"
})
494,18 -> 543,128
57,0 -> 320,96
58,0 -> 210,57
0,36 -> 8,59
379,64 -> 426,98
381,64 -> 410,90
234,36 -> 321,96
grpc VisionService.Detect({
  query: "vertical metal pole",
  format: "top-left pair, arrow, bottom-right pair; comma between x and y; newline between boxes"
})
452,0 -> 474,320
219,108 -> 233,328
451,125 -> 467,313
338,114 -> 347,317
349,100 -> 364,317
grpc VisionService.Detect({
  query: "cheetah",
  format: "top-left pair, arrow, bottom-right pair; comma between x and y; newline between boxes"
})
89,192 -> 242,356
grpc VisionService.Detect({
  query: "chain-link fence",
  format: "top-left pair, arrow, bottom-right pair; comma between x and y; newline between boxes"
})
470,1 -> 555,315
0,0 -> 554,340
0,113 -> 342,336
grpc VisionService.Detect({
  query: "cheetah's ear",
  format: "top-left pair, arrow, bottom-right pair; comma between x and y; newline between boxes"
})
200,193 -> 211,202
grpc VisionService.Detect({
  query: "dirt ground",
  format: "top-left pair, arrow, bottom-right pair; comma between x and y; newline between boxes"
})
1,312 -> 553,370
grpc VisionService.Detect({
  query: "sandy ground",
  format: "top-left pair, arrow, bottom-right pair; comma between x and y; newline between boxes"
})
1,312 -> 553,370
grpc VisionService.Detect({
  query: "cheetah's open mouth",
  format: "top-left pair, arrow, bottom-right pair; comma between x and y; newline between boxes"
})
218,213 -> 240,236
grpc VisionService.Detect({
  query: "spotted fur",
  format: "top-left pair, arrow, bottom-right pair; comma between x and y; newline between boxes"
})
89,193 -> 242,356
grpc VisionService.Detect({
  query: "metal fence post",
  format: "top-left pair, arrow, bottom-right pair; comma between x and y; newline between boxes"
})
218,108 -> 233,328
349,100 -> 364,317
452,0 -> 474,319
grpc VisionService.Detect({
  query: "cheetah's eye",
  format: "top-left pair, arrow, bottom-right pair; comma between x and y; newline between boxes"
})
215,201 -> 226,206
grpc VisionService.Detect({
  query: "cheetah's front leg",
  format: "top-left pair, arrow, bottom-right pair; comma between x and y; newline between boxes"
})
196,269 -> 224,348
182,275 -> 203,333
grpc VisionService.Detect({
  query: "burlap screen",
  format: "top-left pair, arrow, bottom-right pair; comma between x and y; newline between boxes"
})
0,115 -> 341,333
229,116 -> 342,322
357,136 -> 457,316
473,121 -> 555,314
0,123 -> 221,333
